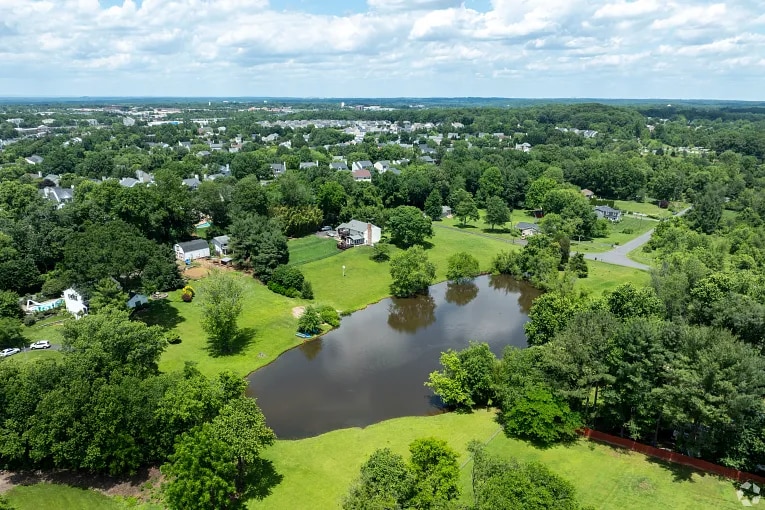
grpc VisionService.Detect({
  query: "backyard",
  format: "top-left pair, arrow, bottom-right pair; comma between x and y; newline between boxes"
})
251,410 -> 740,510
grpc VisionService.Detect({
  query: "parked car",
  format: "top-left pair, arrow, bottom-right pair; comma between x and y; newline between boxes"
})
320,225 -> 332,231
30,340 -> 51,350
0,348 -> 21,358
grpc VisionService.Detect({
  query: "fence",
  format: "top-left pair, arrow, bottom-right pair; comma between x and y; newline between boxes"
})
578,427 -> 765,485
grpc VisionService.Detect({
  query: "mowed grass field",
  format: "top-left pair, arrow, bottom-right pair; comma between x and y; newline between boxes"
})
4,484 -> 122,510
139,272 -> 309,378
287,236 -> 340,266
252,410 -> 740,510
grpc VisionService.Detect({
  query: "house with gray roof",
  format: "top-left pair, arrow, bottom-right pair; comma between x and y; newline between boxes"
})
182,176 -> 201,190
270,162 -> 286,176
336,220 -> 381,248
174,239 -> 210,261
330,161 -> 349,171
25,155 -> 44,165
212,235 -> 230,255
40,186 -> 74,209
595,205 -> 622,222
119,177 -> 140,188
352,160 -> 373,171
516,222 -> 541,238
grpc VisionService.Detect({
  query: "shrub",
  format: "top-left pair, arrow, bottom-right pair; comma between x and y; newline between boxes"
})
271,265 -> 305,291
492,250 -> 521,276
499,383 -> 581,446
622,228 -> 634,234
370,242 -> 391,262
446,252 -> 480,283
318,305 -> 340,327
166,332 -> 182,344
297,305 -> 322,334
301,280 -> 314,300
23,314 -> 37,327
181,285 -> 195,302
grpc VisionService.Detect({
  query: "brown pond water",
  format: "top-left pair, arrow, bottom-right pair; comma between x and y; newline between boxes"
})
246,274 -> 541,439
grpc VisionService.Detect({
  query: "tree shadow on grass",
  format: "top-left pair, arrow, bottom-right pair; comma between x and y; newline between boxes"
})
454,223 -> 478,229
480,227 -> 515,235
244,458 -> 284,501
206,327 -> 256,357
134,299 -> 185,331
644,455 -> 696,483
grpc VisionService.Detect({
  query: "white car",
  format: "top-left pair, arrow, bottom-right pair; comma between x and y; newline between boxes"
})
0,348 -> 21,358
30,340 -> 51,350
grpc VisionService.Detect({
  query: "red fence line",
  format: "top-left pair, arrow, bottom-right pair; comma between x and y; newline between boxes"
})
578,427 -> 765,485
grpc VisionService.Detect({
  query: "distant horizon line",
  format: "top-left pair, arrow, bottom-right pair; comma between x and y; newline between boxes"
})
0,95 -> 763,103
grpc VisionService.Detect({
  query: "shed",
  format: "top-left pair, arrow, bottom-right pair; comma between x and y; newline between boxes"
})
212,235 -> 230,255
174,239 -> 210,261
516,222 -> 541,238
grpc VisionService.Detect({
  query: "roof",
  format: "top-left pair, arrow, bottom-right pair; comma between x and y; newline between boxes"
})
350,234 -> 364,242
595,205 -> 621,214
119,177 -> 139,187
337,220 -> 377,234
176,239 -> 209,252
299,161 -> 318,169
581,188 -> 595,196
516,222 -> 540,231
352,169 -> 372,179
330,162 -> 348,170
182,177 -> 200,187
355,160 -> 373,167
213,235 -> 230,244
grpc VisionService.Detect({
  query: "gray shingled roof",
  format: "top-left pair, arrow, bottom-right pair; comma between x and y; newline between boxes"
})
177,239 -> 209,252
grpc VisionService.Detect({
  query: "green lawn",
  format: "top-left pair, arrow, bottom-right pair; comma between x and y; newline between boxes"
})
251,410 -> 739,510
300,227 -> 521,312
21,314 -> 67,345
577,260 -> 651,297
4,484 -> 121,510
288,236 -> 340,266
571,216 -> 656,254
613,200 -> 687,219
139,273 -> 308,378
629,245 -> 659,266
3,349 -> 62,365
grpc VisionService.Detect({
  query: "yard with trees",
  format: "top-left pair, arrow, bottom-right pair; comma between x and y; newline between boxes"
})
2,99 -> 765,509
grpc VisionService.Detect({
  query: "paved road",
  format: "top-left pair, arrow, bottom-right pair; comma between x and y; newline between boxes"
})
583,207 -> 691,271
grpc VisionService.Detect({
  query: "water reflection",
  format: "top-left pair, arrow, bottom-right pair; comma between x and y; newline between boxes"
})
247,274 -> 541,439
387,294 -> 437,333
444,282 -> 479,306
489,273 -> 536,313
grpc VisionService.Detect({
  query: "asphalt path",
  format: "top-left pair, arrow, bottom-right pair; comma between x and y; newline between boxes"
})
583,207 -> 691,271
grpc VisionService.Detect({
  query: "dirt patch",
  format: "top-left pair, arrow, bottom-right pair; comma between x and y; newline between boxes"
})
183,266 -> 209,280
0,466 -> 163,501
292,306 -> 306,318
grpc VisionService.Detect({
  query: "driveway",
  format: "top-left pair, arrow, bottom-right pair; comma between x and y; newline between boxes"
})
583,207 -> 690,271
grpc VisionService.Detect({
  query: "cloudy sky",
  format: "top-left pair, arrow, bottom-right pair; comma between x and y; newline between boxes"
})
1,0 -> 763,99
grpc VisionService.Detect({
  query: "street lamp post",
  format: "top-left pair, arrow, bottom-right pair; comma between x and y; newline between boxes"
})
342,265 -> 346,277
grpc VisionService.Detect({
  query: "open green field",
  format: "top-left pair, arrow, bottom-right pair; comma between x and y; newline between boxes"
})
300,226 -> 520,312
288,236 -> 340,266
4,484 -> 121,510
139,272 -> 308,378
571,216 -> 657,254
21,314 -> 66,344
251,410 -> 739,510
614,199 -> 687,219
577,260 -> 651,296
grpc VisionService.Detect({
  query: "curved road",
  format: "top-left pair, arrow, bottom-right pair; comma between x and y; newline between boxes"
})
583,208 -> 691,271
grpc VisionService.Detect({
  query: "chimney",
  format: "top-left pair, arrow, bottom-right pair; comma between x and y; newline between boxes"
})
194,174 -> 199,180
367,223 -> 372,246
37,171 -> 42,178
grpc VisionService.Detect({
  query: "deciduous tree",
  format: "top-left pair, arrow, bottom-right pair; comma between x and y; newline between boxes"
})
199,272 -> 245,355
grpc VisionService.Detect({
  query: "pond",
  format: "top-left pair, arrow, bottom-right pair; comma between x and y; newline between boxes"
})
246,274 -> 541,439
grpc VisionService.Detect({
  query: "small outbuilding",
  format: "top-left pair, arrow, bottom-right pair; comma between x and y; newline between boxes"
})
63,287 -> 88,317
174,239 -> 211,261
212,235 -> 230,255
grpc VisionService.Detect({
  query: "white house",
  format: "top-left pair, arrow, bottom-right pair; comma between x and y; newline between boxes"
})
212,235 -> 230,255
374,160 -> 391,173
336,220 -> 381,247
127,293 -> 149,309
352,160 -> 373,171
594,205 -> 622,222
63,288 -> 88,317
352,169 -> 372,182
174,239 -> 211,261
516,222 -> 541,238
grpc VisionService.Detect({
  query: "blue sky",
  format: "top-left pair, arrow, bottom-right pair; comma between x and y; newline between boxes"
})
1,0 -> 764,99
